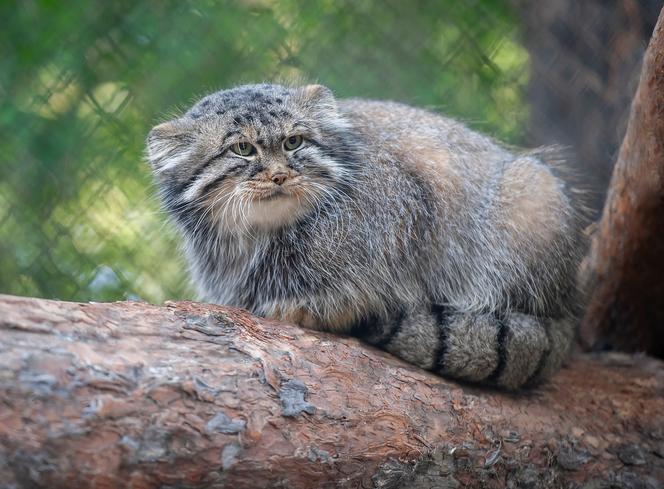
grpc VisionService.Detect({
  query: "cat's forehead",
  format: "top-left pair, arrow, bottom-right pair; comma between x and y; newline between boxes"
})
185,84 -> 295,122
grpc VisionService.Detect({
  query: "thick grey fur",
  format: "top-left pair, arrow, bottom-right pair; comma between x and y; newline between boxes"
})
146,83 -> 587,389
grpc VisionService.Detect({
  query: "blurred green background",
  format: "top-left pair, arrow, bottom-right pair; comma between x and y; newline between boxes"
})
3,0 -> 654,303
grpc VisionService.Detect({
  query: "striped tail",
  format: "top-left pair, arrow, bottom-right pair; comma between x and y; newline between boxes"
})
352,305 -> 575,389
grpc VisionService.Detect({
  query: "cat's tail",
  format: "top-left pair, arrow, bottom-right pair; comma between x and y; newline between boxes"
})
353,305 -> 575,389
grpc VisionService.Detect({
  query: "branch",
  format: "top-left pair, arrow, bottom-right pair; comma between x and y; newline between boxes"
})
580,7 -> 664,357
1,294 -> 663,488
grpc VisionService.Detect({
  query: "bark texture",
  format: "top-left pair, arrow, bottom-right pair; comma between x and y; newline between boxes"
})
580,7 -> 664,358
1,294 -> 663,489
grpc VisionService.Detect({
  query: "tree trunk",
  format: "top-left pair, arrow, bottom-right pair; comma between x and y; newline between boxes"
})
580,7 -> 664,358
1,294 -> 663,488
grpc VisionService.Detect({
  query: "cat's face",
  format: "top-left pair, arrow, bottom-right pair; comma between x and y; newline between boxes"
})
147,84 -> 355,233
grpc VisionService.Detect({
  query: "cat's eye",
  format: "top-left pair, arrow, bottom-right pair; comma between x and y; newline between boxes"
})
231,141 -> 256,157
283,135 -> 303,151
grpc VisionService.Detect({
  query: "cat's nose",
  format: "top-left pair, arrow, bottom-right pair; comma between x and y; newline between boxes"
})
271,172 -> 288,185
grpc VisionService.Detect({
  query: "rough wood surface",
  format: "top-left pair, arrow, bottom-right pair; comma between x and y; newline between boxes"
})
1,294 -> 663,488
580,7 -> 664,358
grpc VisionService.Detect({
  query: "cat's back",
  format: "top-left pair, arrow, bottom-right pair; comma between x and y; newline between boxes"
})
338,99 -> 570,223
338,98 -> 514,200
338,98 -> 510,165
338,97 -> 582,317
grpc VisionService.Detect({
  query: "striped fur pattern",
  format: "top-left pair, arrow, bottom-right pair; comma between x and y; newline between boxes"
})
147,83 -> 586,389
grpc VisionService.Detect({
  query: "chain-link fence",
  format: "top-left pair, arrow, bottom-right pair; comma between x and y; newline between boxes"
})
1,0 -> 659,303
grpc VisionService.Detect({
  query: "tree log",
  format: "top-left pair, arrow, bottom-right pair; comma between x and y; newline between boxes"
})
1,294 -> 663,488
580,7 -> 664,358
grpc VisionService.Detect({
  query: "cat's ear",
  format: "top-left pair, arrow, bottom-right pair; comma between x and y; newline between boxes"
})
146,119 -> 196,173
297,84 -> 337,111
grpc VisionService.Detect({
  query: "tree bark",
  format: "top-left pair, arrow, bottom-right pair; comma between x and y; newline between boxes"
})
1,294 -> 663,489
580,7 -> 664,358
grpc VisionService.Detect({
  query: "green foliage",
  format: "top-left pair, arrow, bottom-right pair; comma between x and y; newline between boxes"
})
0,0 -> 528,302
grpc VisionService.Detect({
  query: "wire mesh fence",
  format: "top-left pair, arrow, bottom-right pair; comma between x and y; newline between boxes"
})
0,0 -> 659,303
